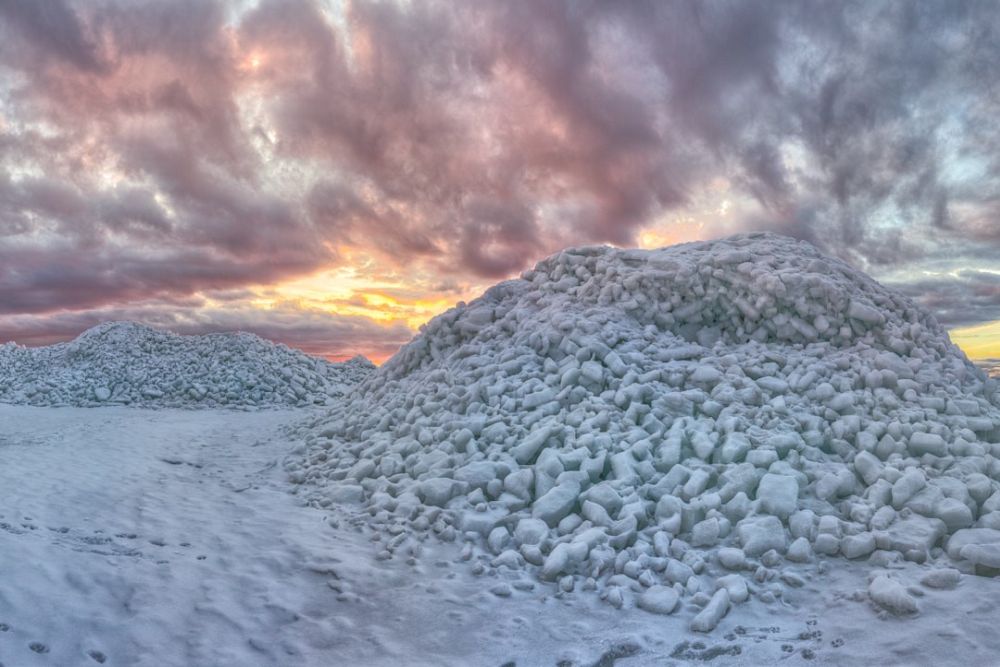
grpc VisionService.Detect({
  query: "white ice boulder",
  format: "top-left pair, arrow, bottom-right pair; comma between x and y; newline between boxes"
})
541,541 -> 588,580
848,299 -> 884,326
877,515 -> 946,558
691,588 -> 731,632
327,485 -> 365,504
514,518 -> 550,546
637,586 -> 679,615
853,451 -> 883,486
891,469 -> 927,509
936,498 -> 974,532
868,575 -> 918,615
841,532 -> 876,559
736,516 -> 787,556
920,568 -> 961,589
511,426 -> 554,465
532,482 -> 581,527
909,432 -> 948,457
691,517 -> 721,547
584,483 -> 623,516
459,507 -> 509,535
417,478 -> 464,507
717,547 -> 747,570
690,366 -> 723,386
715,574 -> 749,603
786,537 -> 813,562
945,528 -> 1000,560
719,432 -> 751,464
757,473 -> 798,518
959,543 -> 1000,569
454,462 -> 499,489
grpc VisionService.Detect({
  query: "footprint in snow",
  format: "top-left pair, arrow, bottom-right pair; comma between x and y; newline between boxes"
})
587,641 -> 643,667
0,522 -> 26,535
725,625 -> 779,643
668,640 -> 743,662
524,640 -> 643,667
769,618 -> 832,661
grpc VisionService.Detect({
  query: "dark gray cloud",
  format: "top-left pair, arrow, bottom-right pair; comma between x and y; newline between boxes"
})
1,0 -> 999,356
893,270 -> 1000,328
0,0 -> 106,72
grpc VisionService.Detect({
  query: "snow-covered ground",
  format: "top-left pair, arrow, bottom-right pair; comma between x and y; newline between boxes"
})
3,404 -> 1000,666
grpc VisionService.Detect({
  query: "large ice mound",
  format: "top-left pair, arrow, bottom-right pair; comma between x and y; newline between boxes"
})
290,232 -> 1000,629
0,321 -> 374,408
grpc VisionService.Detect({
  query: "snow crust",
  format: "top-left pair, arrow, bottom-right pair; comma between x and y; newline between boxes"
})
13,405 -> 1000,666
0,322 -> 373,408
288,232 -> 1000,628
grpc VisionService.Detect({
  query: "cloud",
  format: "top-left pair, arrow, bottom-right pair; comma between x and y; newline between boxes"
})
0,0 -> 106,72
892,270 -> 1000,328
2,0 -> 1000,358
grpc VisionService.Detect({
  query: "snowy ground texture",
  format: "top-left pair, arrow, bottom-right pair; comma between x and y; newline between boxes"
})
6,405 -> 1000,667
0,322 -> 374,408
289,232 -> 1000,637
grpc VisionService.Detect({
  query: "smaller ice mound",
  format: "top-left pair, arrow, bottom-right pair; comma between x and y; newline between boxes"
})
977,360 -> 1000,380
0,321 -> 374,408
289,233 -> 1000,627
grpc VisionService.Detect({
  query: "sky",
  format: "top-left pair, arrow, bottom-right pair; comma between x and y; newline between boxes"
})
0,0 -> 998,364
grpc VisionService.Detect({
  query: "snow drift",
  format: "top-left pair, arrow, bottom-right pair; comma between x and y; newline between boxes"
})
289,232 -> 1000,629
0,322 -> 374,408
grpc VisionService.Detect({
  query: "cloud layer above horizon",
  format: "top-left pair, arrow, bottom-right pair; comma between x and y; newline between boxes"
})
1,0 -> 999,361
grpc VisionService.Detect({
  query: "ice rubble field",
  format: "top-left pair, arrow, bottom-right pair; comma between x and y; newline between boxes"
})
0,321 -> 374,408
5,233 -> 1000,666
290,232 -> 1000,633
